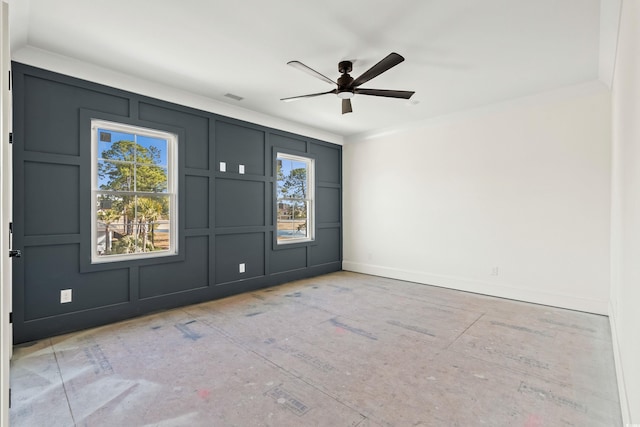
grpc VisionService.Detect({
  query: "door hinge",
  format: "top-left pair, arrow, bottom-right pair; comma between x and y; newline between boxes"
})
8,132 -> 13,144
8,69 -> 11,91
8,312 -> 12,324
8,388 -> 10,409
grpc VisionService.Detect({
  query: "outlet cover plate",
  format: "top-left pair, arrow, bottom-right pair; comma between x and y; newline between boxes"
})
60,289 -> 72,304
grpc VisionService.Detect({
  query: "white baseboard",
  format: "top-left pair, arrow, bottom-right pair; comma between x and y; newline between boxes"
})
609,301 -> 631,425
342,261 -> 609,315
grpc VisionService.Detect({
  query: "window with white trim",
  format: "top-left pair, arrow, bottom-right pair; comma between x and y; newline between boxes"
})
91,120 -> 178,263
276,152 -> 314,244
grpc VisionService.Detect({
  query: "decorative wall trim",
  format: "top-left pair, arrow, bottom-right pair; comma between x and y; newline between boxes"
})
12,63 -> 342,343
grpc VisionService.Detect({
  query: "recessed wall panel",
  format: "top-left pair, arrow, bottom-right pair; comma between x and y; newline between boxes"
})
271,134 -> 306,154
24,75 -> 129,156
216,122 -> 265,175
24,162 -> 80,236
215,179 -> 264,227
139,102 -> 209,170
215,233 -> 265,284
24,244 -> 129,320
316,187 -> 341,224
271,246 -> 307,273
139,236 -> 209,298
311,144 -> 341,184
310,228 -> 341,266
185,175 -> 209,229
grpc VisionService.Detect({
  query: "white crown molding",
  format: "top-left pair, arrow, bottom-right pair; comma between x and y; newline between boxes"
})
598,0 -> 623,88
11,45 -> 344,145
345,80 -> 610,143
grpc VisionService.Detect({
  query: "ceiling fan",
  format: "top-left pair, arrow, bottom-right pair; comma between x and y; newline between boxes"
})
281,52 -> 415,114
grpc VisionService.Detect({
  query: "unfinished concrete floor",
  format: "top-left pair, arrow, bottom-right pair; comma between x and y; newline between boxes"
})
10,272 -> 621,426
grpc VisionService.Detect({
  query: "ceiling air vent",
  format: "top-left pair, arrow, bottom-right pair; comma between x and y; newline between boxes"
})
224,93 -> 244,101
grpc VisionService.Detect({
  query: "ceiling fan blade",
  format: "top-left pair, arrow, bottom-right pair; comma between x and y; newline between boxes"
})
287,61 -> 337,86
281,90 -> 337,102
354,88 -> 415,99
350,53 -> 405,88
342,99 -> 353,114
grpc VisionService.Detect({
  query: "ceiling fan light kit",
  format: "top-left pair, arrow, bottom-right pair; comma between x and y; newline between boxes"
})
282,52 -> 415,114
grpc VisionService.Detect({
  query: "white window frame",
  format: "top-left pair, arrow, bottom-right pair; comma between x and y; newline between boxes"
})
276,152 -> 315,245
91,119 -> 178,263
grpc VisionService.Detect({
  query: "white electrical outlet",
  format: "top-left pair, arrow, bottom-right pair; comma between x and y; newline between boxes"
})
239,164 -> 245,174
60,289 -> 72,304
220,161 -> 226,172
239,263 -> 246,273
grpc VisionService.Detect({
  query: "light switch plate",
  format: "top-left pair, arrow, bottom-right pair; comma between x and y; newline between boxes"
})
220,162 -> 226,172
239,164 -> 245,174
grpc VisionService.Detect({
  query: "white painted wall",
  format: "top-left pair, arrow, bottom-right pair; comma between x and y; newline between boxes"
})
610,0 -> 640,422
343,82 -> 612,314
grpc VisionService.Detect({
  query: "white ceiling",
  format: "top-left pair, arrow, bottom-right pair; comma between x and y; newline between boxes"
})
10,0 -> 605,138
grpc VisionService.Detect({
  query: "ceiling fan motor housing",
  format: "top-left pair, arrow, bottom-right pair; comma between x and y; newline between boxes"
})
337,61 -> 354,98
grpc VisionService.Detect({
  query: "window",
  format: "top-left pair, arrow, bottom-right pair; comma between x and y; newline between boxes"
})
276,152 -> 314,244
91,120 -> 177,263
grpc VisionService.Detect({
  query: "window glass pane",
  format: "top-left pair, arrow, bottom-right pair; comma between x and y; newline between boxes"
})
277,200 -> 297,241
98,160 -> 134,191
96,194 -> 127,256
96,194 -> 170,256
98,130 -> 136,162
293,201 -> 308,238
137,135 -> 168,167
278,158 -> 308,198
119,195 -> 142,253
134,195 -> 170,252
136,165 -> 168,193
97,129 -> 135,160
276,200 -> 308,241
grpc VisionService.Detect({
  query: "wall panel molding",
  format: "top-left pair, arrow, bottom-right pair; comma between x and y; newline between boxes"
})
12,62 -> 342,343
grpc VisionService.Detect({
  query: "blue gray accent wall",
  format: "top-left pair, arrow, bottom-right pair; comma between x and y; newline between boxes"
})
11,63 -> 342,343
